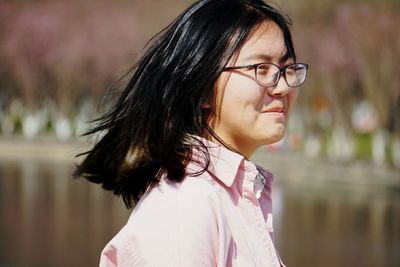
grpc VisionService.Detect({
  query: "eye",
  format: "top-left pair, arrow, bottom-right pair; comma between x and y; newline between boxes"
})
257,65 -> 270,76
257,64 -> 275,76
284,63 -> 308,87
255,63 -> 280,86
285,66 -> 296,76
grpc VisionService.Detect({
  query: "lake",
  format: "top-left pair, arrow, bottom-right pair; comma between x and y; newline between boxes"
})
0,151 -> 399,267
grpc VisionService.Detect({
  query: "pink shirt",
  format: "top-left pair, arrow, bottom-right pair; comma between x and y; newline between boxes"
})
100,140 -> 285,267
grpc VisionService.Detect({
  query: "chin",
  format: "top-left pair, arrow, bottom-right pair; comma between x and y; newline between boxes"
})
262,129 -> 285,144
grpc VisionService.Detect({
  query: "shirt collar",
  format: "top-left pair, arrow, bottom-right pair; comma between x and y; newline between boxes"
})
188,136 -> 274,188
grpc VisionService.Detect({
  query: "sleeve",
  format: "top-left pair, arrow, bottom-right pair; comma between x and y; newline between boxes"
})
99,226 -> 143,267
100,245 -> 118,267
99,178 -> 221,267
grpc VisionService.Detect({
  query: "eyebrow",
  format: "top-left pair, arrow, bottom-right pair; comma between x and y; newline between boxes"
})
244,52 -> 293,65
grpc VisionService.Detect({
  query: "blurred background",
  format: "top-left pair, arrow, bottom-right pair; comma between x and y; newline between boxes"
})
0,0 -> 399,266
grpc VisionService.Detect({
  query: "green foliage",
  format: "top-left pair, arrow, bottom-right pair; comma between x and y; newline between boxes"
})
355,133 -> 373,159
12,116 -> 22,135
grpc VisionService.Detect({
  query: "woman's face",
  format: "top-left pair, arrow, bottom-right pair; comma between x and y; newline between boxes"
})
211,21 -> 298,158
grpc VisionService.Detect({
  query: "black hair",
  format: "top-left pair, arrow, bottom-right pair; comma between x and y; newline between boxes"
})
74,0 -> 296,208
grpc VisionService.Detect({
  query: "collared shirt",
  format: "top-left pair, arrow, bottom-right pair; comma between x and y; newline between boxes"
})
99,139 -> 285,267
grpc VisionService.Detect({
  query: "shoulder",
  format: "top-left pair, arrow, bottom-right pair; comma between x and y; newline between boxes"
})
177,171 -> 222,199
132,171 -> 223,234
147,170 -> 222,203
100,172 -> 222,266
132,171 -> 221,222
119,171 -> 223,240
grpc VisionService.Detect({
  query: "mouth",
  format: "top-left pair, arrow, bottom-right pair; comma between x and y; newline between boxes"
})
262,106 -> 286,114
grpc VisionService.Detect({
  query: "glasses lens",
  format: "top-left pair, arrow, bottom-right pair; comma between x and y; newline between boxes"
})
285,63 -> 307,87
256,64 -> 280,86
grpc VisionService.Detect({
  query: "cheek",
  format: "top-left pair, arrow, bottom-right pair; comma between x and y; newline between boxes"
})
216,75 -> 261,113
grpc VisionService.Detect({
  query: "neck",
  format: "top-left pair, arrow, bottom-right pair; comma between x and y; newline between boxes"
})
206,130 -> 253,160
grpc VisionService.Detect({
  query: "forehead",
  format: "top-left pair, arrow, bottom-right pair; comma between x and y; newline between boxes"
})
234,21 -> 289,64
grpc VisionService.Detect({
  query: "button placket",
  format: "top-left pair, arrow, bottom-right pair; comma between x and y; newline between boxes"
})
241,176 -> 280,267
240,161 -> 281,266
250,198 -> 280,267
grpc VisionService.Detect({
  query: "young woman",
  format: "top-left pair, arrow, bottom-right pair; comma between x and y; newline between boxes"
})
75,0 -> 308,266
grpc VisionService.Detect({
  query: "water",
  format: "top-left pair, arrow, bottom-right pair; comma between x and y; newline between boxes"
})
0,160 -> 130,267
274,183 -> 400,266
0,157 -> 399,267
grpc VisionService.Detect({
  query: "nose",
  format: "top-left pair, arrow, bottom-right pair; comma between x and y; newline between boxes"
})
265,74 -> 290,97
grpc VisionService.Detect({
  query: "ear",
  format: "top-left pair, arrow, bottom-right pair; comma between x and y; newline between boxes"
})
201,103 -> 211,109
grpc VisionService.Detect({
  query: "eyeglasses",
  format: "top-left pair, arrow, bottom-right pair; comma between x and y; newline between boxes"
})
222,62 -> 308,87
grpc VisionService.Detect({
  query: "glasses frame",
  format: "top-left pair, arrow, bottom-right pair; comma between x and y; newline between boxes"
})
222,62 -> 309,87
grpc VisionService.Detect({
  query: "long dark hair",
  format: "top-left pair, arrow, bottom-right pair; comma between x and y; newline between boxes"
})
75,0 -> 296,208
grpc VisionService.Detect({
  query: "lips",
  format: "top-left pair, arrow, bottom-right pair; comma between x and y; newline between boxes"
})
265,107 -> 284,113
263,105 -> 285,114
